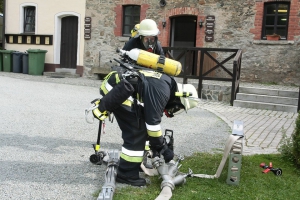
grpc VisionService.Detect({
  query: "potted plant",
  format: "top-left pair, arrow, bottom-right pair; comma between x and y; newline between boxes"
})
266,33 -> 281,41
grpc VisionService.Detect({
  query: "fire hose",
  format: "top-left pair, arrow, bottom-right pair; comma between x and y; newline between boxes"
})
191,120 -> 244,183
141,120 -> 245,200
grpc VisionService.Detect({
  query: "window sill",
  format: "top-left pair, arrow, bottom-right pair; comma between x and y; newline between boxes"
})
253,40 -> 294,45
118,36 -> 130,42
20,33 -> 35,35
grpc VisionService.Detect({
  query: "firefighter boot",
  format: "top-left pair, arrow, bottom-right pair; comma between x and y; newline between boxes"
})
116,170 -> 146,187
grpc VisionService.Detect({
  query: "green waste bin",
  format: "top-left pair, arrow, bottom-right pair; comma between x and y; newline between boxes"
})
0,50 -> 15,72
27,49 -> 47,75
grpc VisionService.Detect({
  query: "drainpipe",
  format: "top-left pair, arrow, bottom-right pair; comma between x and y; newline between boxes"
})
2,0 -> 6,49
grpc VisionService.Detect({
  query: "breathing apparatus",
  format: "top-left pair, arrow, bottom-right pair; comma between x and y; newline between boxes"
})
141,36 -> 158,51
138,19 -> 160,51
119,48 -> 182,76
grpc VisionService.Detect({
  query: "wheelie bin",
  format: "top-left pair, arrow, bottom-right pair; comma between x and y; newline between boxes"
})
27,49 -> 47,75
12,51 -> 23,73
1,50 -> 15,72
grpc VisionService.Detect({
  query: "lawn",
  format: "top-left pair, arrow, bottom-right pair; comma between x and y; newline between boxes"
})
111,153 -> 300,200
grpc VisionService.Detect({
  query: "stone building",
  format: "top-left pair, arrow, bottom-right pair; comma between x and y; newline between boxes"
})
84,0 -> 299,86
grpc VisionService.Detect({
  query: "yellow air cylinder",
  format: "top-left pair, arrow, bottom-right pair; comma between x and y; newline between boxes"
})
124,48 -> 182,76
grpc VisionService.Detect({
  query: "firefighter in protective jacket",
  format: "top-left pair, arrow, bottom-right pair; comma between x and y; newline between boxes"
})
92,19 -> 198,187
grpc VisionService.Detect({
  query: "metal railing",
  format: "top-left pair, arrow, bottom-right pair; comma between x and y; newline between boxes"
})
163,47 -> 242,105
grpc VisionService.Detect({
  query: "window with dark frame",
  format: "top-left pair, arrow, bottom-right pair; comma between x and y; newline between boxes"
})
122,5 -> 140,37
262,2 -> 290,40
24,6 -> 36,33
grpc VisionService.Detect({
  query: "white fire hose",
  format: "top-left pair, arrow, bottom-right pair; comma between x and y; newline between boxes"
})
192,120 -> 244,180
141,120 -> 244,200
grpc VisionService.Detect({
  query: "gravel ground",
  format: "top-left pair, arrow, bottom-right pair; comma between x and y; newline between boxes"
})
0,72 -> 230,200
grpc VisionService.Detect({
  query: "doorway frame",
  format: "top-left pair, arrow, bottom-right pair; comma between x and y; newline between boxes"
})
54,12 -> 81,66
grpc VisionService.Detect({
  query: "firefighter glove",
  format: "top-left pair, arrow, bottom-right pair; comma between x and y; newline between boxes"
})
92,99 -> 108,121
161,147 -> 174,163
151,141 -> 174,163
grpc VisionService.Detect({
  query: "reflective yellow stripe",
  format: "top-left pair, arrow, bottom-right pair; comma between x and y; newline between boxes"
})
122,99 -> 132,107
100,81 -> 108,95
115,73 -> 120,83
95,144 -> 100,151
145,141 -> 150,150
147,130 -> 162,137
175,92 -> 191,97
120,153 -> 143,163
100,71 -> 115,94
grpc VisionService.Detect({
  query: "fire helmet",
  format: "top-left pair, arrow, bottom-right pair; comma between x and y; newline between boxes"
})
164,83 -> 199,117
139,19 -> 160,50
177,83 -> 199,111
138,19 -> 160,36
130,24 -> 140,38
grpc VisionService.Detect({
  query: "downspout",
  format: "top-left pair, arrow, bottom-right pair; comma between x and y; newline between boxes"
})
2,0 -> 6,49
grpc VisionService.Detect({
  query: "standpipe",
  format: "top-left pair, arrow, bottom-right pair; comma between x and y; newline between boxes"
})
151,155 -> 192,200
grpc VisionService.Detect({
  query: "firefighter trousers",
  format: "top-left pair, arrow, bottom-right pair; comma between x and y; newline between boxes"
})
113,104 -> 147,178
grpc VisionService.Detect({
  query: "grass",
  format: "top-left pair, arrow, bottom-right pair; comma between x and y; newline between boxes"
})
261,81 -> 278,86
108,153 -> 300,200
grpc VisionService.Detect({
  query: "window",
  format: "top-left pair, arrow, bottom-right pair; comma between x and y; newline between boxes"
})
262,2 -> 290,40
24,6 -> 35,33
122,5 -> 140,36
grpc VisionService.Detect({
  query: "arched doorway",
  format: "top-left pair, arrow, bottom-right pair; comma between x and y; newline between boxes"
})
60,16 -> 78,69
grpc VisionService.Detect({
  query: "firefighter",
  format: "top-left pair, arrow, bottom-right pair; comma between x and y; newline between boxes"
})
124,19 -> 164,55
92,19 -> 198,187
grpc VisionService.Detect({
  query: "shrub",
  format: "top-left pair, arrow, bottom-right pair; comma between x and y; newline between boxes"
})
292,111 -> 300,167
278,132 -> 294,162
279,111 -> 300,168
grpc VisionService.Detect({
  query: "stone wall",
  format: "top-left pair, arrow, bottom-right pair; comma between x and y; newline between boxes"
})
84,0 -> 300,86
201,84 -> 232,102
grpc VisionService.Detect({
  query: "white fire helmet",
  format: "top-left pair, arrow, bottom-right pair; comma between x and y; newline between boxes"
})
138,19 -> 160,36
177,83 -> 199,111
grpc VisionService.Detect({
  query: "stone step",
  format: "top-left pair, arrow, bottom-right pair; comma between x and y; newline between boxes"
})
233,100 -> 298,113
239,87 -> 298,98
43,72 -> 80,78
236,93 -> 298,106
55,68 -> 76,74
234,86 -> 299,113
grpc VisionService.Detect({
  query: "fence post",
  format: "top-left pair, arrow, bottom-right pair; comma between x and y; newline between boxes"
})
231,61 -> 237,106
198,50 -> 205,99
297,86 -> 300,112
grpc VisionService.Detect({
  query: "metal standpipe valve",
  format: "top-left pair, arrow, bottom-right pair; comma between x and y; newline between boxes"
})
152,155 -> 190,191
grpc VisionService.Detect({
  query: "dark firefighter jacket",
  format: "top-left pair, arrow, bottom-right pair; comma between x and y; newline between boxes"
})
99,37 -> 178,152
100,69 -> 178,151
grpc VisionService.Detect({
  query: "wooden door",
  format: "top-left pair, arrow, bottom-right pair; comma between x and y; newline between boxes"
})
170,16 -> 197,75
60,16 -> 78,68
